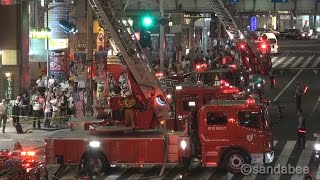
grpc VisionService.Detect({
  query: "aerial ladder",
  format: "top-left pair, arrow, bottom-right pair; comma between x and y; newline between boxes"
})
208,0 -> 272,74
87,0 -> 170,123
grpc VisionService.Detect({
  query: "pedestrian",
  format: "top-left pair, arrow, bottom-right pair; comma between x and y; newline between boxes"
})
269,69 -> 275,89
32,96 -> 42,129
295,83 -> 303,111
12,96 -> 22,127
297,110 -> 306,149
44,97 -> 52,128
0,99 -> 8,133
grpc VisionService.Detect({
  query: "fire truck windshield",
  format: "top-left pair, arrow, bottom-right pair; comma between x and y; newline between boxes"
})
238,110 -> 265,129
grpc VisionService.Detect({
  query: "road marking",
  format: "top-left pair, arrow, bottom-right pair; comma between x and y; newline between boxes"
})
291,57 -> 304,68
267,141 -> 296,180
311,57 -> 320,68
105,168 -> 129,180
0,139 -> 14,142
291,141 -> 314,180
280,57 -> 296,68
312,96 -> 320,113
273,69 -> 303,101
301,55 -> 315,68
272,56 -> 280,63
272,57 -> 286,68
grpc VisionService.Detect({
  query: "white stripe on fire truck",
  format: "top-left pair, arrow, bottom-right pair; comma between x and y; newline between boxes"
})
280,57 -> 296,68
291,141 -> 314,180
291,57 -> 304,68
272,57 -> 287,68
301,55 -> 315,68
267,141 -> 296,180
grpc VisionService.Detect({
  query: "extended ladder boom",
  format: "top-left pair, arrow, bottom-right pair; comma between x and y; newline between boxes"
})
88,0 -> 169,118
208,0 -> 260,56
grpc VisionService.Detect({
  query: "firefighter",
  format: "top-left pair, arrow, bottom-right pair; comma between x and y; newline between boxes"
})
269,69 -> 275,89
297,110 -> 306,149
295,83 -> 303,112
123,91 -> 136,131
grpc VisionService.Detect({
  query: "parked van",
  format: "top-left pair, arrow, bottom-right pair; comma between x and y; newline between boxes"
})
262,33 -> 278,54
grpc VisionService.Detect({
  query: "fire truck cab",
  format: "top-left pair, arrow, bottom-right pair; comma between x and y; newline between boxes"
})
197,99 -> 274,173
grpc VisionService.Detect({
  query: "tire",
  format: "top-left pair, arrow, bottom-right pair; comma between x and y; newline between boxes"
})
224,149 -> 251,174
83,152 -> 108,174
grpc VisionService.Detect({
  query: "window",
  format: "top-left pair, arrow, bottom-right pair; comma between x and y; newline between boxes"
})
207,111 -> 228,125
269,39 -> 277,44
182,95 -> 197,111
238,111 -> 261,128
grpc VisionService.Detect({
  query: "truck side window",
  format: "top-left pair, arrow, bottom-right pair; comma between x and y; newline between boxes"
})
238,111 -> 260,128
207,111 -> 227,125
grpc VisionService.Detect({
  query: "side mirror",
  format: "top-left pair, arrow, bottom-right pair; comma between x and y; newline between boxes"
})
313,133 -> 319,138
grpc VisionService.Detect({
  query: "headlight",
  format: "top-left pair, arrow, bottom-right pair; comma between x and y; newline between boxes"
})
180,140 -> 187,150
257,83 -> 261,88
314,144 -> 320,151
247,88 -> 250,92
89,141 -> 101,148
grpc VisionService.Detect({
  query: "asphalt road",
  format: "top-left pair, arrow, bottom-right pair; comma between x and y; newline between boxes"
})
1,39 -> 320,179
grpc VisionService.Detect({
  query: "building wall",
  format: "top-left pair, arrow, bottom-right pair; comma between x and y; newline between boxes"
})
0,5 -> 21,99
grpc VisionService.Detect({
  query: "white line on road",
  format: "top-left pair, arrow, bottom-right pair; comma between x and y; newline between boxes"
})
267,141 -> 296,180
280,57 -> 296,68
291,57 -> 304,68
312,96 -> 320,113
291,141 -> 314,180
0,139 -> 14,141
272,57 -> 286,68
272,56 -> 280,63
301,55 -> 315,68
311,57 -> 320,68
273,69 -> 303,101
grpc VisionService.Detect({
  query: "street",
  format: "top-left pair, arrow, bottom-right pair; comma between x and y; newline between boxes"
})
1,39 -> 320,180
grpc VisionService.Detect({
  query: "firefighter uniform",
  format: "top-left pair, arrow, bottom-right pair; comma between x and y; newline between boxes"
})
123,92 -> 136,128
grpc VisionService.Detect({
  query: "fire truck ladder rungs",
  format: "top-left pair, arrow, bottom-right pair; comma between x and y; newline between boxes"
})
208,0 -> 260,56
88,0 -> 162,90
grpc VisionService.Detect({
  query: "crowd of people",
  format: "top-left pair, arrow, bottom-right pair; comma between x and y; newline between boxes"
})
0,75 -> 77,133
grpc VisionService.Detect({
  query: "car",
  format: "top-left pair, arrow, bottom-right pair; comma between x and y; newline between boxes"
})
313,133 -> 320,161
254,28 -> 280,37
261,33 -> 278,54
280,28 -> 309,40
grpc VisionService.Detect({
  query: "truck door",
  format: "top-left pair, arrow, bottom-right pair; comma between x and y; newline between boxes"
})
175,94 -> 198,130
201,110 -> 229,166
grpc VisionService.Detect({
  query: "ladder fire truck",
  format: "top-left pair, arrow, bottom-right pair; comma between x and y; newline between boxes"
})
209,0 -> 272,75
44,0 -> 274,178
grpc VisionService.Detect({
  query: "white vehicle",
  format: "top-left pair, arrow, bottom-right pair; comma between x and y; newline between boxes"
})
262,33 -> 278,54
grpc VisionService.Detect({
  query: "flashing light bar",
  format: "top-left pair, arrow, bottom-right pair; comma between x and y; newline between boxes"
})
304,86 -> 308,93
261,44 -> 267,49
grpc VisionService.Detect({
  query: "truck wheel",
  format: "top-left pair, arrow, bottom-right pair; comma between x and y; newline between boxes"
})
84,152 -> 108,174
224,150 -> 250,174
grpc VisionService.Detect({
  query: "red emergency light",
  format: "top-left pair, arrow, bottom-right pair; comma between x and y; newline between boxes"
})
20,151 -> 35,157
261,43 -> 267,49
298,129 -> 306,133
156,72 -> 164,78
246,98 -> 255,105
240,44 -> 246,49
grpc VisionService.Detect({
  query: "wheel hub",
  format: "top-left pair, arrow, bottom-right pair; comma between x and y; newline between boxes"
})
229,154 -> 244,169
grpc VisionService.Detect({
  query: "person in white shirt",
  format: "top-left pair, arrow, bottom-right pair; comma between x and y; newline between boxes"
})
36,76 -> 46,94
119,71 -> 128,85
44,98 -> 52,128
48,75 -> 55,88
0,99 -> 7,133
32,97 -> 42,129
67,93 -> 74,116
50,95 -> 60,127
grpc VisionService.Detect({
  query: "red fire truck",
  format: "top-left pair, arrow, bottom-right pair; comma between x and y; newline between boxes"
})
45,98 -> 274,178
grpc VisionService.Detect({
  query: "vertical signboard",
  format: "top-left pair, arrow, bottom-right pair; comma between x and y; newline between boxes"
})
4,74 -> 13,100
73,90 -> 84,117
49,51 -> 66,83
95,51 -> 108,78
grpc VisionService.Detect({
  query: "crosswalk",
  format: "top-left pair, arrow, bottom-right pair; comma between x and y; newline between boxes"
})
54,140 -> 320,180
272,55 -> 320,69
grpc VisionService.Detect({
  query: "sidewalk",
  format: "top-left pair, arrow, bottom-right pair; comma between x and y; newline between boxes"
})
0,115 -> 100,151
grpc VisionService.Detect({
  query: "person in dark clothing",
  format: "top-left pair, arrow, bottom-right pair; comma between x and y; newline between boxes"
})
297,110 -> 306,149
12,96 -> 22,127
269,69 -> 275,89
295,83 -> 303,112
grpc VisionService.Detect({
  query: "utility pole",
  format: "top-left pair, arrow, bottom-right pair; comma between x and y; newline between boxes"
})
86,1 -> 93,116
159,0 -> 165,72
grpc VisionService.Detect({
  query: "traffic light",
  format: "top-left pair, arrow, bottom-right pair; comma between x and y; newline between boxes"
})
141,15 -> 154,28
